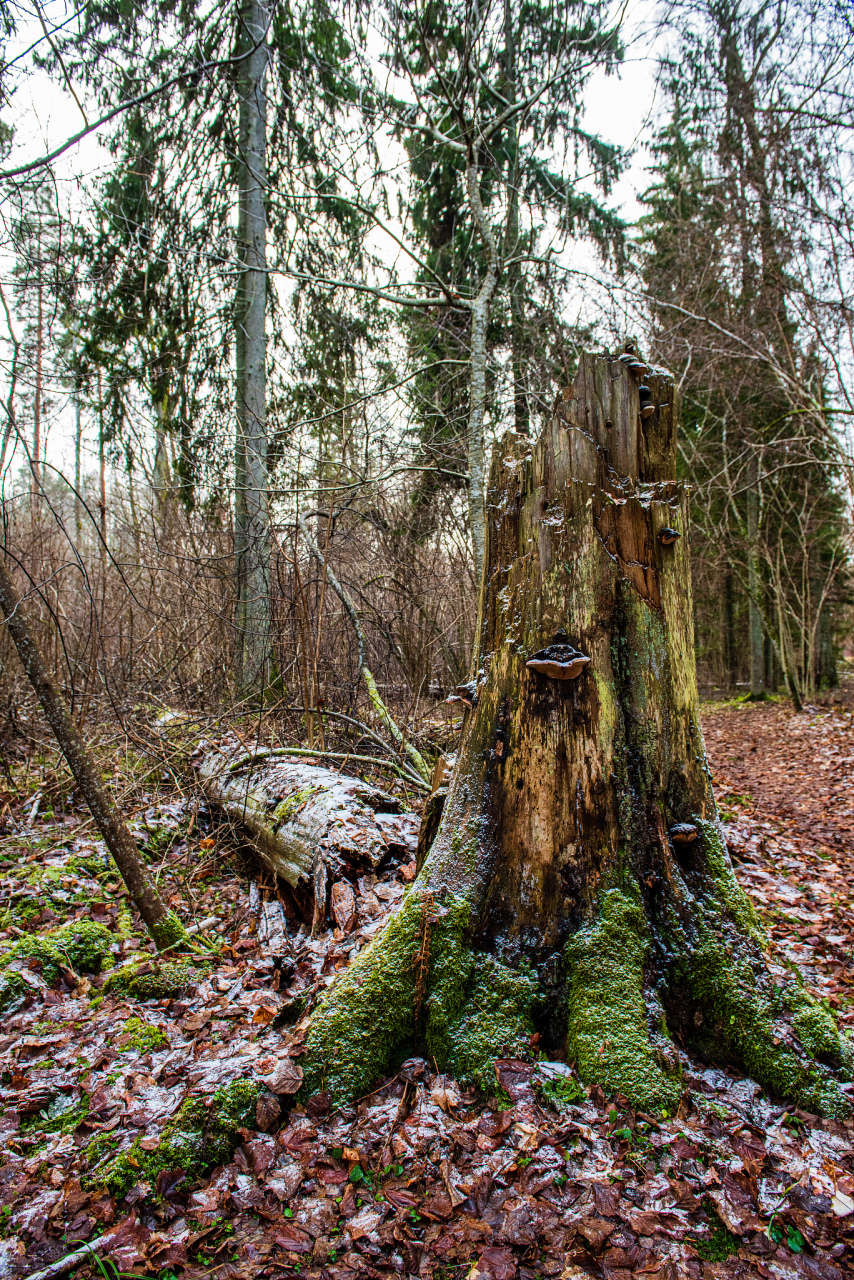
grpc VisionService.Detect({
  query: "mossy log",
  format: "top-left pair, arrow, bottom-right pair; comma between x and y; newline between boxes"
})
198,742 -> 419,917
299,351 -> 852,1115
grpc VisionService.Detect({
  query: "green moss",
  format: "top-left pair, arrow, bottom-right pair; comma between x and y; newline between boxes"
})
20,1091 -> 89,1135
302,889 -> 538,1102
104,957 -> 206,1000
272,787 -> 323,827
674,828 -> 851,1117
301,891 -> 425,1101
149,910 -> 190,952
697,819 -> 764,944
117,1017 -> 167,1054
0,920 -> 115,984
429,952 -> 538,1091
786,984 -> 852,1069
695,1204 -> 741,1262
0,969 -> 31,1017
533,1066 -> 586,1110
85,1078 -> 259,1200
565,888 -> 683,1112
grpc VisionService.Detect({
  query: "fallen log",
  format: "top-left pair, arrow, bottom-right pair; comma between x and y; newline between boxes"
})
197,739 -> 420,919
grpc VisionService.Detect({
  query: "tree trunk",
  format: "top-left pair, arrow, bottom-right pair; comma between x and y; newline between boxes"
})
31,276 -> 43,504
465,161 -> 499,578
197,741 -> 419,918
503,0 -> 528,438
0,555 -> 185,950
73,386 -> 83,544
747,485 -> 765,699
300,352 -> 852,1116
234,0 -> 271,692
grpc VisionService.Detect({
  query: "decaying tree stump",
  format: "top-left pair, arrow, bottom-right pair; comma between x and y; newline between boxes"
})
198,740 -> 419,919
298,351 -> 852,1114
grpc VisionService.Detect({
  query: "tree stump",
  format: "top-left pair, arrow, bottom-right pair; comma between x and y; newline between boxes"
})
301,352 -> 852,1114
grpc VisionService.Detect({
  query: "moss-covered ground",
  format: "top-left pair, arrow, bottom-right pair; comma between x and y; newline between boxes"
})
84,1079 -> 260,1199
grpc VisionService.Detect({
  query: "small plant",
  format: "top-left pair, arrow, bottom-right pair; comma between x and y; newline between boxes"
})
769,1217 -> 806,1254
532,1065 -> 585,1111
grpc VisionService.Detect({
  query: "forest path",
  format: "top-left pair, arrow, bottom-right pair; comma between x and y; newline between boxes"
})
703,698 -> 854,1034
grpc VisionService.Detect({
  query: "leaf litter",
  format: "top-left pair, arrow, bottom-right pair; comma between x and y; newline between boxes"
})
0,704 -> 851,1280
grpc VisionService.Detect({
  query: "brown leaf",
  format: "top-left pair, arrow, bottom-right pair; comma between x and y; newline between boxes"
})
592,1181 -> 620,1216
261,1058 -> 304,1095
251,1005 -> 277,1026
577,1217 -> 616,1248
421,1192 -> 454,1220
494,1058 -> 533,1100
274,1224 -> 313,1253
305,1089 -> 331,1118
349,1206 -> 384,1239
627,1210 -> 665,1236
468,1245 -> 517,1279
255,1090 -> 281,1131
331,881 -> 356,932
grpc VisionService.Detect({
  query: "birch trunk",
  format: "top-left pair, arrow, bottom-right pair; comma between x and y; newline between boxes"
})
299,352 -> 852,1117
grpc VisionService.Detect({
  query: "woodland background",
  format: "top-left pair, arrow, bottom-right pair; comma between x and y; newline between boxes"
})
0,0 -> 853,761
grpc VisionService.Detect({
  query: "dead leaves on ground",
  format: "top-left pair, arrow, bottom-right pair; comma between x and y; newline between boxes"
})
0,705 -> 853,1278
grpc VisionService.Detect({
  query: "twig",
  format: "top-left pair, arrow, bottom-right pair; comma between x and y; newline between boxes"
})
23,1233 -> 112,1280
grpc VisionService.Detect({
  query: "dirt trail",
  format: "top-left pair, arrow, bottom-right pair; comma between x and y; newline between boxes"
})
703,700 -> 854,1033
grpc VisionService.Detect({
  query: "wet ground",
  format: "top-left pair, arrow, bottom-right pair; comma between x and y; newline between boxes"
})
0,702 -> 852,1280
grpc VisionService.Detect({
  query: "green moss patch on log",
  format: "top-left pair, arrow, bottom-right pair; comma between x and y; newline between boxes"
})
84,1078 -> 260,1200
565,887 -> 683,1113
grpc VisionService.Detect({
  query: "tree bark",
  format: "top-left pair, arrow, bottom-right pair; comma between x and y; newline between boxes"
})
503,0 -> 528,438
0,554 -> 185,950
300,352 -> 852,1116
234,0 -> 271,692
747,484 -> 765,700
465,160 -> 499,578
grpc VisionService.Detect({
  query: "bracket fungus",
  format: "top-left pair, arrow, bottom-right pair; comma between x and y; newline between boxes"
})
447,681 -> 478,709
658,527 -> 681,546
638,384 -> 656,420
668,823 -> 699,844
526,644 -> 591,681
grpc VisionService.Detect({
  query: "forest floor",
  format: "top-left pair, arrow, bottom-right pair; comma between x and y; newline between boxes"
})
0,692 -> 853,1280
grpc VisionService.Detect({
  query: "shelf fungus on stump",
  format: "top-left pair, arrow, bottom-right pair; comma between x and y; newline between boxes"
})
526,644 -> 590,680
668,823 -> 699,844
638,384 -> 656,420
658,527 -> 681,546
447,681 -> 478,708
